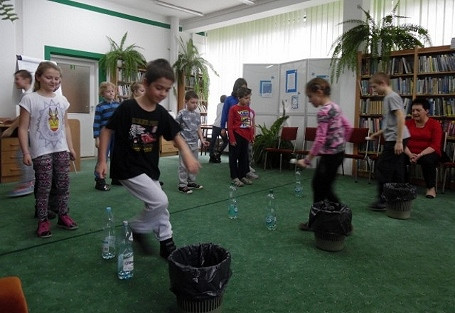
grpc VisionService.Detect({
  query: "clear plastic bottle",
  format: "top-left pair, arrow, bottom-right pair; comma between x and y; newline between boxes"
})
102,207 -> 116,260
294,168 -> 303,198
117,221 -> 134,280
228,183 -> 238,219
265,189 -> 277,230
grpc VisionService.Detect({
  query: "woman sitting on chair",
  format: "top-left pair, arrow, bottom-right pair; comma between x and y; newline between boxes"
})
404,98 -> 443,199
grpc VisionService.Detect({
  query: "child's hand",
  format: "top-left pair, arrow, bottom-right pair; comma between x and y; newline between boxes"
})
186,159 -> 201,174
95,161 -> 107,179
296,159 -> 307,168
69,149 -> 76,161
202,140 -> 210,147
22,153 -> 32,166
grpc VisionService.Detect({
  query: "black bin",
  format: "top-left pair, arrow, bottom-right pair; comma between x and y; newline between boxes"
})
383,183 -> 417,219
308,200 -> 353,252
168,243 -> 232,313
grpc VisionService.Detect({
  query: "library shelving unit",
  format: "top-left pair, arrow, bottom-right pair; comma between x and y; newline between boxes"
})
355,45 -> 455,177
111,67 -> 145,101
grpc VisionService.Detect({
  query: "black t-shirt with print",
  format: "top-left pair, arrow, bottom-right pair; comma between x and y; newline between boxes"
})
106,99 -> 180,180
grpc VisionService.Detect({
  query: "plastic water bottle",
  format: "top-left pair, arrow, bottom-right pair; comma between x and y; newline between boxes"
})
228,183 -> 238,219
102,207 -> 116,260
265,189 -> 277,230
117,221 -> 134,280
294,168 -> 303,198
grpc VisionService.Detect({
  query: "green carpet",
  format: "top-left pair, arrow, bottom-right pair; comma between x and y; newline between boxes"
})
0,155 -> 454,313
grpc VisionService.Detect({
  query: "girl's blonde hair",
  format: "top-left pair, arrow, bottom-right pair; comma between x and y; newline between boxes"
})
34,62 -> 62,92
99,81 -> 116,97
130,82 -> 144,99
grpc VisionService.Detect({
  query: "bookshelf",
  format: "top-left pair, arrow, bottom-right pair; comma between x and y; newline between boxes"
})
356,45 -> 455,136
111,67 -> 145,101
177,74 -> 208,115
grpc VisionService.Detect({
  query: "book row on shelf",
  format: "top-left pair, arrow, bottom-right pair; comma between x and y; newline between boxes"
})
360,97 -> 455,117
117,84 -> 131,99
418,53 -> 455,73
415,76 -> 455,95
116,69 -> 143,83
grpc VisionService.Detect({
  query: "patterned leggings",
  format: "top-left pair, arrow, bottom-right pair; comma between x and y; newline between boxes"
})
33,152 -> 70,221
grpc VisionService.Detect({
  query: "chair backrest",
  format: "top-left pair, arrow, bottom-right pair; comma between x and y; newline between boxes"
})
348,128 -> 369,145
301,127 -> 317,151
278,127 -> 298,149
443,132 -> 455,163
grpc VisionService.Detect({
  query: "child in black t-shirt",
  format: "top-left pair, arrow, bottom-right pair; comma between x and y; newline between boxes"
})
96,59 -> 200,259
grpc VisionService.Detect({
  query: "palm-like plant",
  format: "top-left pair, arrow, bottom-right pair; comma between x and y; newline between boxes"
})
173,37 -> 218,101
0,0 -> 18,21
330,1 -> 431,82
99,32 -> 147,82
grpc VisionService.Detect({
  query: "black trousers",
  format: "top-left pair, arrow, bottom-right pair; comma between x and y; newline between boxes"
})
208,126 -> 228,157
312,152 -> 345,203
405,152 -> 439,189
229,133 -> 249,180
375,139 -> 408,199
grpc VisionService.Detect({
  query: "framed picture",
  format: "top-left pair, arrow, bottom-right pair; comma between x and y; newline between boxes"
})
260,80 -> 272,97
286,69 -> 297,93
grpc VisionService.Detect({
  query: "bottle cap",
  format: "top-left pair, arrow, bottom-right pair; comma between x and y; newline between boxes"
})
106,206 -> 112,211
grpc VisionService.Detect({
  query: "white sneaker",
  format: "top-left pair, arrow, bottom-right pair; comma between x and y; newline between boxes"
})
232,178 -> 244,187
249,166 -> 256,173
246,172 -> 259,179
240,177 -> 253,185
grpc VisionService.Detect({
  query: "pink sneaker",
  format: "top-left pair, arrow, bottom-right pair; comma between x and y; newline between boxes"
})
57,215 -> 78,230
37,220 -> 52,238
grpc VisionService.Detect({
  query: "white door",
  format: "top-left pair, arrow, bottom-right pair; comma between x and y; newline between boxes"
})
51,56 -> 98,157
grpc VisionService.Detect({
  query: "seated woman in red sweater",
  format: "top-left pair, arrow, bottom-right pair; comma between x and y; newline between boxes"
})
404,98 -> 443,199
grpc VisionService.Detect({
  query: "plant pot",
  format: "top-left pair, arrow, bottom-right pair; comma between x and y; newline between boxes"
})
314,232 -> 345,252
386,200 -> 412,220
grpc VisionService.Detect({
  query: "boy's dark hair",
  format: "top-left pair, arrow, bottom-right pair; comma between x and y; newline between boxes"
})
370,72 -> 390,85
185,90 -> 198,101
14,69 -> 32,82
231,78 -> 247,97
220,94 -> 227,103
236,87 -> 251,99
143,58 -> 175,85
412,97 -> 430,111
306,77 -> 331,96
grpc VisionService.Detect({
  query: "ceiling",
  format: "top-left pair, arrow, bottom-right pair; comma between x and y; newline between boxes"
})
104,0 -> 337,32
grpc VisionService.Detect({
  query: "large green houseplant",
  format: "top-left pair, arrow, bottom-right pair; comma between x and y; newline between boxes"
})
0,0 -> 18,21
173,37 -> 218,102
252,102 -> 292,168
330,1 -> 431,82
99,32 -> 147,82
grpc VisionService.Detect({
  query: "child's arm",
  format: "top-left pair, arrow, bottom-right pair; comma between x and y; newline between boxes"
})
394,109 -> 405,154
18,108 -> 32,166
0,117 -> 19,138
95,127 -> 113,179
174,133 -> 200,174
198,126 -> 209,147
369,129 -> 384,138
64,113 -> 76,161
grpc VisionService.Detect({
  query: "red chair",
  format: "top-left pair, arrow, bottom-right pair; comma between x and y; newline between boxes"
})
263,127 -> 298,171
342,128 -> 370,182
441,133 -> 455,193
295,127 -> 317,157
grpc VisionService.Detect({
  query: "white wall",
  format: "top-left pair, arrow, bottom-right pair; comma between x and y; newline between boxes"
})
0,0 -> 173,118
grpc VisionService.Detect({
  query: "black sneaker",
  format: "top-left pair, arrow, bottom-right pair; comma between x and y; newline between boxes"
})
160,238 -> 176,260
209,156 -> 220,163
178,186 -> 193,194
132,232 -> 153,255
95,179 -> 110,191
187,182 -> 203,189
370,200 -> 387,211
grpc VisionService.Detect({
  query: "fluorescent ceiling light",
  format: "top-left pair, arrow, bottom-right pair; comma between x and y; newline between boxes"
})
155,0 -> 204,16
239,0 -> 255,5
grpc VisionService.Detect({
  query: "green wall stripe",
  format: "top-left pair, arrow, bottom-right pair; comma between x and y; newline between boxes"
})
48,0 -> 171,29
44,45 -> 106,87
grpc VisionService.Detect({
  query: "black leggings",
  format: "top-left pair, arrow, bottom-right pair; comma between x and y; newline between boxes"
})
312,152 -> 345,203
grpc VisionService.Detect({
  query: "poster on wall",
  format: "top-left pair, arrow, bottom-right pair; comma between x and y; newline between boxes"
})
285,69 -> 297,93
260,80 -> 272,97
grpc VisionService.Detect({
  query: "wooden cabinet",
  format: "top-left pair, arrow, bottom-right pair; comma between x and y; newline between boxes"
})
0,137 -> 21,183
160,138 -> 178,156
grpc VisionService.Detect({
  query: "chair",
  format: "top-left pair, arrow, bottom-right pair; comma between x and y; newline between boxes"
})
367,134 -> 384,184
441,133 -> 455,193
295,127 -> 317,157
0,276 -> 28,313
263,126 -> 298,171
342,128 -> 370,182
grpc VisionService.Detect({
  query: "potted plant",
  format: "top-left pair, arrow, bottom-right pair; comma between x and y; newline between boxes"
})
252,102 -> 292,167
0,0 -> 18,21
99,32 -> 147,82
173,37 -> 218,106
329,1 -> 431,82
